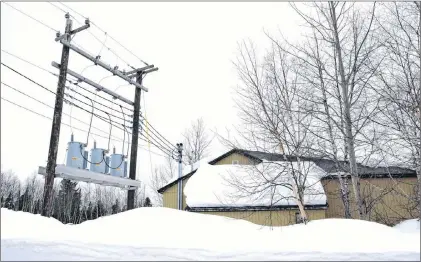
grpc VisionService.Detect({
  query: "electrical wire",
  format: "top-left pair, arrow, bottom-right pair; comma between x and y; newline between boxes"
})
1,2 -> 59,33
57,1 -> 149,66
47,2 -> 68,14
2,61 -> 174,159
52,2 -> 136,71
0,96 -> 119,143
1,62 -> 130,131
1,93 -> 169,159
143,96 -> 155,178
0,81 -> 119,139
65,85 -> 132,119
139,116 -> 176,152
66,77 -> 133,112
2,46 -> 134,113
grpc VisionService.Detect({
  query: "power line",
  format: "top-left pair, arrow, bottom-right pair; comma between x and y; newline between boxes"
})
66,85 -> 133,118
1,65 -> 172,158
51,2 -> 136,71
2,61 -> 173,159
1,81 -> 119,140
57,1 -> 149,66
2,96 -> 171,159
0,96 -> 116,142
66,76 -> 134,113
1,2 -> 58,33
1,49 -> 134,113
1,49 -> 57,76
47,2 -> 68,15
2,90 -> 170,159
139,116 -> 176,151
1,61 -> 130,125
1,62 -> 56,95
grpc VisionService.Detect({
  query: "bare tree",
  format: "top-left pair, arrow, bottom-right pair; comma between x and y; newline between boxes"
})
232,38 -> 320,222
149,155 -> 176,206
0,169 -> 21,207
286,2 -> 380,220
182,118 -> 213,166
231,2 -> 381,221
373,2 -> 421,219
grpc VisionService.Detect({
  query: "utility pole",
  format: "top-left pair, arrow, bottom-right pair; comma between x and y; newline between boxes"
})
127,72 -> 142,210
177,143 -> 183,210
42,13 -> 73,217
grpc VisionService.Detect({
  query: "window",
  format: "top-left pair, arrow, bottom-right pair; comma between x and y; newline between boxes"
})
232,160 -> 239,165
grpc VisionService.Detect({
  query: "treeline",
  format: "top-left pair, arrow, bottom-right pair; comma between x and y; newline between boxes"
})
1,169 -> 152,224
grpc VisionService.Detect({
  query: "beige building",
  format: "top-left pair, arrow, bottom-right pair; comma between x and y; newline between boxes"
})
158,149 -> 418,226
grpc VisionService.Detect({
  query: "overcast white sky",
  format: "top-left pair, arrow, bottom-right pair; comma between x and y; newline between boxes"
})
1,2 -> 304,192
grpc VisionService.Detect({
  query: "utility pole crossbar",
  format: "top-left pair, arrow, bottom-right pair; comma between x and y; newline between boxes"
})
59,39 -> 148,92
125,65 -> 154,77
51,61 -> 134,106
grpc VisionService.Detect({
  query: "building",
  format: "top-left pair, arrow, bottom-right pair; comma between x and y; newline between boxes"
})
158,149 -> 418,226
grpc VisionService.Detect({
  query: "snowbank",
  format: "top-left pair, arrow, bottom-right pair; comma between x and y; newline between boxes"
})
2,208 -> 420,260
184,161 -> 327,208
394,219 -> 420,234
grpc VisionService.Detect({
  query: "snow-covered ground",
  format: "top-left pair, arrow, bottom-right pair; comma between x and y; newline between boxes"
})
394,219 -> 420,235
1,208 -> 420,261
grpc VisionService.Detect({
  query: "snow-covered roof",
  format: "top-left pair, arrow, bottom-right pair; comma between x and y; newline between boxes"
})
158,148 -> 417,194
184,161 -> 327,208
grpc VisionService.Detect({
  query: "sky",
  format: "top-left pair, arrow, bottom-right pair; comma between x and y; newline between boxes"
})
1,2 -> 304,193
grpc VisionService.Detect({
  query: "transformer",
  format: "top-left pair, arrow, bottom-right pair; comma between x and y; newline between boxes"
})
66,134 -> 87,169
109,148 -> 127,177
89,141 -> 107,174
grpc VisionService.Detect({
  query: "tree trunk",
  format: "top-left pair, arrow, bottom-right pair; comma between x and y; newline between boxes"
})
329,1 -> 366,220
316,41 -> 351,218
417,2 -> 421,220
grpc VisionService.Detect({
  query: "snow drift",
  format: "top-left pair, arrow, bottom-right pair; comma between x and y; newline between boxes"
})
394,219 -> 420,234
1,207 -> 420,260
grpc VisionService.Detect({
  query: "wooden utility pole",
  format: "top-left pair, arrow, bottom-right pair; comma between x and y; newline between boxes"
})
127,72 -> 142,210
42,13 -> 73,216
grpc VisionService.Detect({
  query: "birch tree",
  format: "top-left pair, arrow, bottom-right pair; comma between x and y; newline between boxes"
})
287,2 -> 380,220
233,40 -> 318,222
232,2 -> 380,220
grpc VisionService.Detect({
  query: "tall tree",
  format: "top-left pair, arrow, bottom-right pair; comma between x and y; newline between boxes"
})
149,155 -> 176,206
182,118 -> 213,166
374,2 -> 421,219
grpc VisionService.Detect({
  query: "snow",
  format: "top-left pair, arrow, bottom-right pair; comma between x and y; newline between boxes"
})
394,219 -> 420,234
1,208 -> 420,261
165,152 -> 226,186
184,161 -> 327,208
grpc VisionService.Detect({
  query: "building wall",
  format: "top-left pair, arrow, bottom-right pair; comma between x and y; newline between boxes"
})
196,209 -> 326,227
162,177 -> 190,210
322,177 -> 417,225
212,152 -> 255,165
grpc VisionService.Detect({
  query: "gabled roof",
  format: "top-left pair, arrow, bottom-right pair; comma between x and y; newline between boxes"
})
157,169 -> 197,194
157,148 -> 417,194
